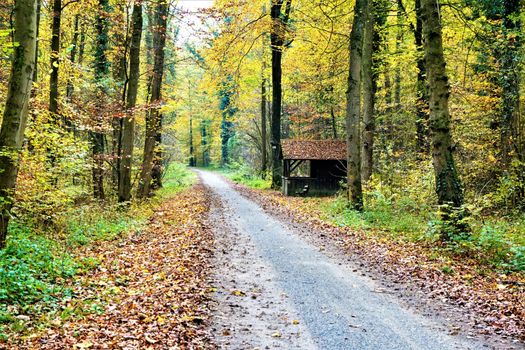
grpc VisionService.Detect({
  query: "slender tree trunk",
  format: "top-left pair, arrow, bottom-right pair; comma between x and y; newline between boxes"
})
32,0 -> 41,84
394,4 -> 402,109
330,106 -> 338,139
151,115 -> 163,189
0,0 -> 38,249
66,14 -> 79,104
270,0 -> 292,189
414,0 -> 429,153
91,0 -> 111,200
201,121 -> 209,167
112,3 -> 129,191
189,114 -> 195,167
49,0 -> 61,116
499,0 -> 521,167
118,1 -> 142,203
138,0 -> 167,198
421,0 -> 465,235
78,21 -> 85,65
361,1 -> 375,182
346,0 -> 368,210
261,73 -> 268,176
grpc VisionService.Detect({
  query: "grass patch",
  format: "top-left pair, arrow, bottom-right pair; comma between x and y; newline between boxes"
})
319,195 -> 428,240
157,163 -> 197,198
317,193 -> 525,271
217,163 -> 271,189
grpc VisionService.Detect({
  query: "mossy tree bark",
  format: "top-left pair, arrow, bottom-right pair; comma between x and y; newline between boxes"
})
90,0 -> 111,200
0,0 -> 38,248
421,0 -> 465,236
346,0 -> 368,210
361,0 -> 387,183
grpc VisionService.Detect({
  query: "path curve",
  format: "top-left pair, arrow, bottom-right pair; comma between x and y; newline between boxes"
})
200,170 -> 485,350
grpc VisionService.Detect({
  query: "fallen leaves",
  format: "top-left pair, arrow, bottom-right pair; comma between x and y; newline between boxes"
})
6,184 -> 215,349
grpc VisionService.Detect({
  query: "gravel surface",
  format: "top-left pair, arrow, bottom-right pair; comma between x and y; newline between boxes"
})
200,170 -> 488,350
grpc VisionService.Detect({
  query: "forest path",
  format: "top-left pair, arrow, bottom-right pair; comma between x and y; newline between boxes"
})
199,170 -> 484,350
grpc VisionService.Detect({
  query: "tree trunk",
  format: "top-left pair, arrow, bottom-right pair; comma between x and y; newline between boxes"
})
112,3 -> 129,191
151,115 -> 163,189
32,0 -> 41,84
421,0 -> 464,219
118,1 -> 142,203
361,0 -> 375,182
49,0 -> 61,116
91,0 -> 111,200
346,0 -> 368,210
270,0 -> 292,189
0,0 -> 38,249
189,114 -> 195,167
138,0 -> 167,198
414,0 -> 429,153
66,14 -> 79,104
261,74 -> 268,176
201,120 -> 209,167
394,4 -> 402,109
499,0 -> 521,167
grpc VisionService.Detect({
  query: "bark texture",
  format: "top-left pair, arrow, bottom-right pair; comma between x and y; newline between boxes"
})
270,0 -> 292,189
0,0 -> 38,248
346,0 -> 368,210
138,0 -> 167,198
49,0 -> 61,116
91,0 -> 111,200
421,0 -> 464,209
261,74 -> 268,176
414,0 -> 429,153
361,0 -> 380,182
118,1 -> 143,203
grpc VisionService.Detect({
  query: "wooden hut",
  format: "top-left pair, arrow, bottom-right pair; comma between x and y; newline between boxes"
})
281,139 -> 347,196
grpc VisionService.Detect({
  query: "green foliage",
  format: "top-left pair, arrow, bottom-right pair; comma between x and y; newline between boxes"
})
222,162 -> 271,189
156,163 -> 197,198
320,193 -> 427,238
67,213 -> 140,247
0,223 -> 77,309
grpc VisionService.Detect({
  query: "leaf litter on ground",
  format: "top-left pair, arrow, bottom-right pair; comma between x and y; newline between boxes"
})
6,184 -> 215,350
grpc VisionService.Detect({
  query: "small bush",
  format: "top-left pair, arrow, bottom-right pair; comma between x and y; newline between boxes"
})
509,246 -> 525,271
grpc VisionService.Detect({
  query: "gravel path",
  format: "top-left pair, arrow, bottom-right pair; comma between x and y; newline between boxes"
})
200,170 -> 486,350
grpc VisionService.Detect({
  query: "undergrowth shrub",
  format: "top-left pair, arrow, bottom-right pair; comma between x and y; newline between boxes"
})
224,161 -> 271,189
0,223 -> 77,309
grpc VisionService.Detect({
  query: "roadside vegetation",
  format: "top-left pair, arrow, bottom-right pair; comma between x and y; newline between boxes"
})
227,165 -> 525,274
0,164 -> 195,342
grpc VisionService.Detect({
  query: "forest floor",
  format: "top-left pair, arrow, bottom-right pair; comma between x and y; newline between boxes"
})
5,170 -> 524,349
7,184 -> 215,349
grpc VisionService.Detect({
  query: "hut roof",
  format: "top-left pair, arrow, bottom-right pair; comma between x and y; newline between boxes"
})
281,139 -> 346,160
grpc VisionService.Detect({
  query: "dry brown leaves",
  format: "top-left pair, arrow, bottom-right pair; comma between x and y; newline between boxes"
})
8,184 -> 215,350
234,184 -> 525,345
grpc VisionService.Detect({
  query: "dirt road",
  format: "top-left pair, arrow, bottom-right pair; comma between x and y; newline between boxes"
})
200,171 -> 486,350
